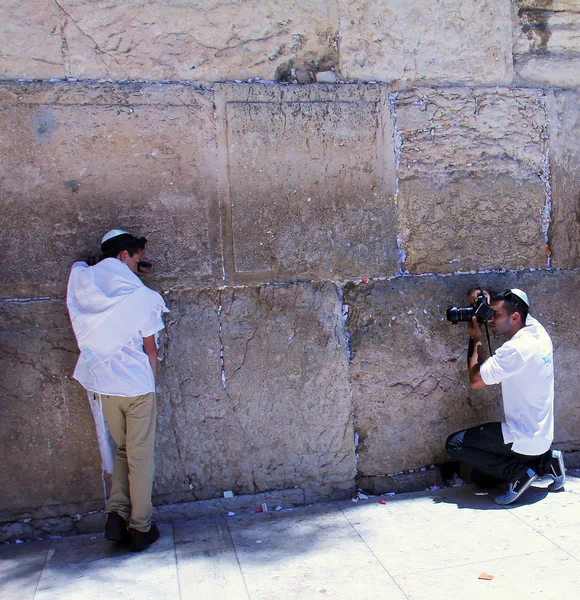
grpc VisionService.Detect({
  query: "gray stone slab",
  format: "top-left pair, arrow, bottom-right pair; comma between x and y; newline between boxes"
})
227,504 -> 406,599
339,0 -> 513,85
0,81 -> 219,298
345,270 -> 580,479
0,1 -> 336,83
394,548 -> 580,599
176,549 -> 249,600
156,283 -> 355,504
0,298 -> 105,523
173,516 -> 233,556
394,87 -> 549,274
339,485 -> 557,576
173,515 -> 248,599
155,489 -> 306,522
547,89 -> 580,269
0,540 -> 50,600
34,525 -> 179,600
215,83 -> 398,284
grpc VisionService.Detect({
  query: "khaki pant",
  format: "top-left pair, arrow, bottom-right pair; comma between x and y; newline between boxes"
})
100,392 -> 156,532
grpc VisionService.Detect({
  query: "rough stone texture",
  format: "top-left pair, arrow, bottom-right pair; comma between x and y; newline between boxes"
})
394,87 -> 550,274
215,83 -> 399,284
547,89 -> 580,269
156,283 -> 355,505
0,1 -> 338,83
357,469 -> 445,495
0,299 -> 104,522
0,81 -> 219,299
339,0 -> 514,85
513,1 -> 580,88
0,1 -> 64,80
345,270 -> 580,478
0,489 -> 305,542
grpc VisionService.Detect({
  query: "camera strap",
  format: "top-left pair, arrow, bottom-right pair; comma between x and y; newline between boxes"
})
484,322 -> 493,356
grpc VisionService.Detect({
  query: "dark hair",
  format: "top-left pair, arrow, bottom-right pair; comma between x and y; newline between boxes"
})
101,233 -> 147,259
491,290 -> 529,324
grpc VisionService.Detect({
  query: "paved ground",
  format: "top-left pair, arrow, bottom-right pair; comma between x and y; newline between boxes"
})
2,473 -> 580,600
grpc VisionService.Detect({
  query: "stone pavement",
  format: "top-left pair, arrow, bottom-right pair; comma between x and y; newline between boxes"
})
3,473 -> 580,600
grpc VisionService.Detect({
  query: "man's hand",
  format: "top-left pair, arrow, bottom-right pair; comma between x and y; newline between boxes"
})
469,340 -> 487,389
468,288 -> 491,305
137,259 -> 153,277
467,316 -> 482,341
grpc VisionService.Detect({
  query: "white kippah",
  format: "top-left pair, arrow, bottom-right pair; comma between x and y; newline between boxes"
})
101,229 -> 128,244
510,288 -> 529,307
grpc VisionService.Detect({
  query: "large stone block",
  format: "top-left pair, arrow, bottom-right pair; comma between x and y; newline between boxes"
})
547,89 -> 580,268
0,1 -> 338,83
345,270 -> 580,478
0,1 -> 64,80
339,0 -> 513,85
156,283 -> 356,503
215,83 -> 399,284
0,299 -> 104,521
394,87 -> 549,274
513,1 -> 580,88
0,82 -> 220,298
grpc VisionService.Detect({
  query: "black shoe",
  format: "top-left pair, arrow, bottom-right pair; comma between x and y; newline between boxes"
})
548,450 -> 566,492
494,468 -> 538,505
129,523 -> 160,552
105,512 -> 129,543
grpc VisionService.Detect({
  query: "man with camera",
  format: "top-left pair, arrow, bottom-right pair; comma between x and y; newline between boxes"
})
446,288 -> 565,505
67,229 -> 168,551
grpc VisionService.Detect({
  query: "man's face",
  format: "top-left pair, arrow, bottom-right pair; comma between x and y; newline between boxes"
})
119,249 -> 143,274
489,300 -> 513,337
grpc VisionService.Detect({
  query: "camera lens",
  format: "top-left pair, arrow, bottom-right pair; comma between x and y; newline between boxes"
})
446,306 -> 474,324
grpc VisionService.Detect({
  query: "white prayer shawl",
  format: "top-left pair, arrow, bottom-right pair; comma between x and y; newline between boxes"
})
67,258 -> 168,473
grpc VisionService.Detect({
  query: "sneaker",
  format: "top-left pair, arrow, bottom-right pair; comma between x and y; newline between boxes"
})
494,468 -> 538,505
129,523 -> 160,552
547,450 -> 566,492
105,511 -> 129,543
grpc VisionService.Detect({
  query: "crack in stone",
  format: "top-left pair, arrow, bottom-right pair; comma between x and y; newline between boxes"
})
226,325 -> 258,382
53,0 -> 131,79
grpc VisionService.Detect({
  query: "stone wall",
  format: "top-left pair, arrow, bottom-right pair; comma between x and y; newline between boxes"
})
1,1 -> 580,532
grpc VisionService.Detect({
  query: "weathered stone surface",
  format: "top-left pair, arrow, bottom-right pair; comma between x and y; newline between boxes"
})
345,270 -> 580,478
156,283 -> 355,504
215,83 -> 398,284
0,1 -> 64,80
547,89 -> 580,268
514,1 -> 580,88
394,87 -> 549,274
0,1 -> 338,83
0,81 -> 219,299
339,0 -> 513,85
358,469 -> 445,495
0,299 -> 104,522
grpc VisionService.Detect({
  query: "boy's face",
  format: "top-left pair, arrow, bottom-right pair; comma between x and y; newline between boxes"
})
118,249 -> 144,274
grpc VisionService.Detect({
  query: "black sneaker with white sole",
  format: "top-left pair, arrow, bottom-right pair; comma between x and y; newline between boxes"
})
494,468 -> 538,505
547,449 -> 566,492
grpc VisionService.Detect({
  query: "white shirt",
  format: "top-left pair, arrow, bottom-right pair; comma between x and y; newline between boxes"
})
67,259 -> 168,397
73,307 -> 165,396
480,316 -> 554,456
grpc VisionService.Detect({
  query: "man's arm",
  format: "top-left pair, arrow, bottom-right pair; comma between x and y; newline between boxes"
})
143,335 -> 158,379
467,316 -> 487,389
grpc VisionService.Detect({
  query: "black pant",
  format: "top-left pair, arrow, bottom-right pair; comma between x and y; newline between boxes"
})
446,422 -> 552,485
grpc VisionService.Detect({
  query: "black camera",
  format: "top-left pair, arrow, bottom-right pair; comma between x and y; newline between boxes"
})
446,292 -> 494,324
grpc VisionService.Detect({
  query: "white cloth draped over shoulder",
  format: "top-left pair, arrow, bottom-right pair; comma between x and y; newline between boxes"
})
67,258 -> 169,473
67,258 -> 168,371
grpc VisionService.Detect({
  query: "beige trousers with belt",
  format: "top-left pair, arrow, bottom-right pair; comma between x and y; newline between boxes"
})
100,392 -> 156,532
